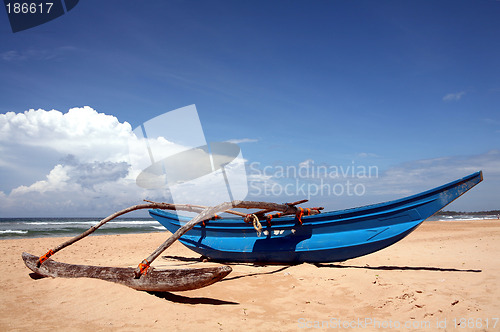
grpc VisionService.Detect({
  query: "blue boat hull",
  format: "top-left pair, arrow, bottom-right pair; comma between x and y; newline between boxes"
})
150,171 -> 483,263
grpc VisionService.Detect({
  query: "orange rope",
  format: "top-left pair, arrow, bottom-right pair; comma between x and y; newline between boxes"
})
296,207 -> 314,224
296,207 -> 304,224
202,214 -> 222,226
265,212 -> 283,225
138,260 -> 150,275
38,249 -> 54,265
266,215 -> 273,226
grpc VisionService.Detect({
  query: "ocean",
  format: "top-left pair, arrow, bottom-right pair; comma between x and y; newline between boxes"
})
427,214 -> 500,222
1,213 -> 498,240
0,217 -> 166,239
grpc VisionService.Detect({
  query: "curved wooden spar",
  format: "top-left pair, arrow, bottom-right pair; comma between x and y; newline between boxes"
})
35,202 -> 205,265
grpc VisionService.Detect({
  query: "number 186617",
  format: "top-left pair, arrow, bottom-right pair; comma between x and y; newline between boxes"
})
5,2 -> 54,14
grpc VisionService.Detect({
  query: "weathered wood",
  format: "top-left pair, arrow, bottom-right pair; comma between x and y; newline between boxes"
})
143,199 -> 248,218
287,199 -> 309,206
251,199 -> 309,217
23,252 -> 231,292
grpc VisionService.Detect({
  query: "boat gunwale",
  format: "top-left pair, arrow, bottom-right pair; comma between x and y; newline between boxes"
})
149,171 -> 482,229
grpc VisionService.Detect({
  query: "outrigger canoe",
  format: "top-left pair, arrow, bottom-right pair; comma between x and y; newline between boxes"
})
150,171 -> 483,263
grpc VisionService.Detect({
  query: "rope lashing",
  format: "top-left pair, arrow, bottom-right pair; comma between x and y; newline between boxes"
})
37,249 -> 54,266
202,214 -> 222,226
296,207 -> 304,224
266,212 -> 283,226
266,214 -> 272,226
245,214 -> 262,236
296,207 -> 313,224
137,259 -> 150,275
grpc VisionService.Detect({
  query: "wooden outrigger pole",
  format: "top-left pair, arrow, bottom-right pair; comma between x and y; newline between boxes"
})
22,199 -> 321,292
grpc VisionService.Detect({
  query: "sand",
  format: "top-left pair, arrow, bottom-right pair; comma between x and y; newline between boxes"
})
1,220 -> 499,331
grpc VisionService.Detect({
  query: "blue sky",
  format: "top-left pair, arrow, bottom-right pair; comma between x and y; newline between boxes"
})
0,1 -> 499,216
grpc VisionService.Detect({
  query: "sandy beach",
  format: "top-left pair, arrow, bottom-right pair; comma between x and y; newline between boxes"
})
1,219 -> 499,331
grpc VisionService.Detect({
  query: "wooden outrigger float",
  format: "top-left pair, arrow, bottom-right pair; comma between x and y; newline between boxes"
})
22,252 -> 232,292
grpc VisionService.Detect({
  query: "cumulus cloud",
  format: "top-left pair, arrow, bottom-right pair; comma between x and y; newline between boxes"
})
2,156 -> 148,214
0,106 -> 135,163
443,91 -> 466,101
10,164 -> 74,195
0,106 -> 252,216
62,155 -> 129,189
0,107 -> 169,216
0,166 -> 145,217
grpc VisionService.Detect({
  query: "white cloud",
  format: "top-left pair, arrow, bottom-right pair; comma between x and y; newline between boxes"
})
0,107 -> 155,216
1,106 -> 497,215
226,138 -> 258,144
0,159 -> 153,216
443,91 -> 466,101
11,164 -> 72,195
361,150 -> 500,210
0,46 -> 76,62
0,106 -> 135,163
299,159 -> 314,168
357,152 -> 379,158
0,106 -> 253,216
245,151 -> 499,212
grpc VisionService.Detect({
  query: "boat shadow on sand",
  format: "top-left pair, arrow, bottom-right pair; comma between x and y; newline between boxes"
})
148,291 -> 239,305
161,255 -> 296,281
161,254 -> 482,275
314,263 -> 482,273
